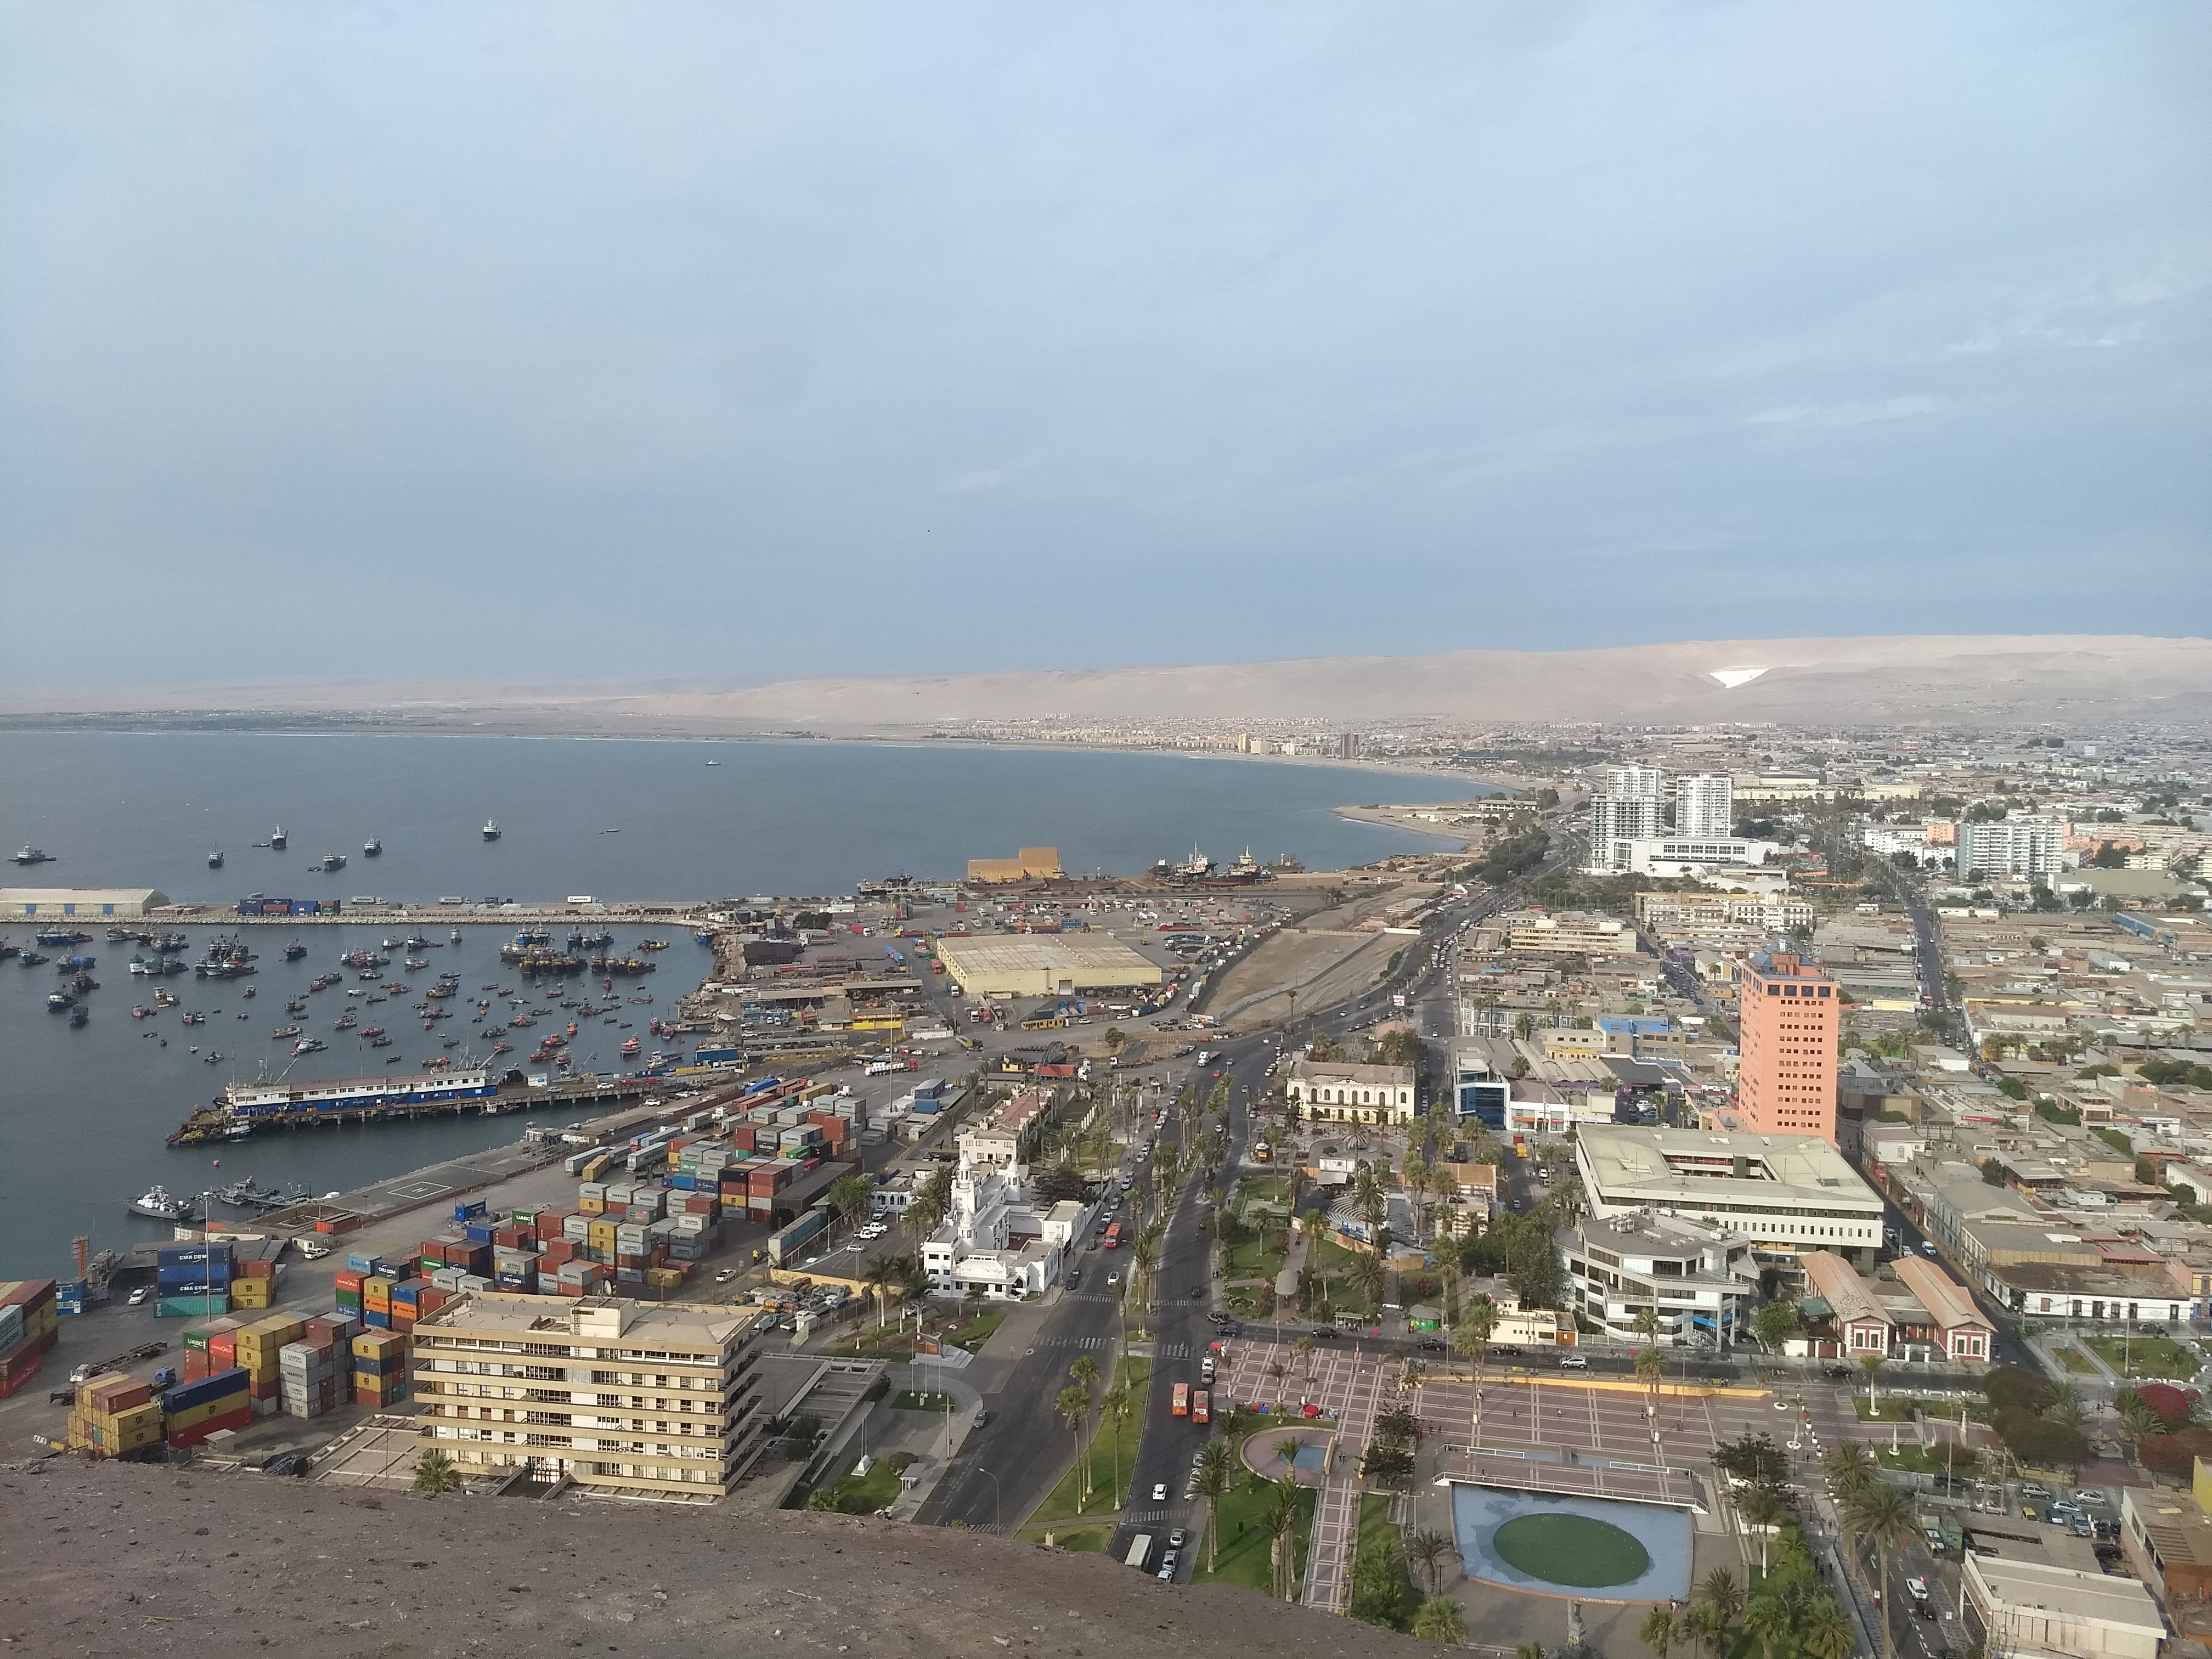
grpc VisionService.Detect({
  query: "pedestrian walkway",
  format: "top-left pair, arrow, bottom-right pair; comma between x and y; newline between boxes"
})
1300,1350 -> 1391,1613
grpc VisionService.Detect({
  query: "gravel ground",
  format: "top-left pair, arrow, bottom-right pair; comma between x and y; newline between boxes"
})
1,1458 -> 1434,1659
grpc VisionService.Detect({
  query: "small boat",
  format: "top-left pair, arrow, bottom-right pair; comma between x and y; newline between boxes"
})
363,836 -> 382,857
283,941 -> 307,961
359,1025 -> 385,1038
47,992 -> 75,1010
705,759 -> 720,766
600,827 -> 620,834
270,825 -> 287,850
11,845 -> 54,866
69,1005 -> 88,1027
106,927 -> 144,943
153,990 -> 178,1008
450,929 -> 462,944
335,1013 -> 357,1030
207,847 -> 224,870
620,1036 -> 640,1057
405,957 -> 428,970
17,952 -> 49,967
128,952 -> 156,975
636,939 -> 669,951
36,929 -> 90,946
292,1037 -> 326,1054
271,1025 -> 302,1039
132,1004 -> 153,1019
205,1051 -> 223,1064
152,933 -> 188,953
127,1184 -> 195,1221
403,934 -> 430,950
180,1011 -> 205,1025
314,852 -> 347,873
481,819 -> 501,842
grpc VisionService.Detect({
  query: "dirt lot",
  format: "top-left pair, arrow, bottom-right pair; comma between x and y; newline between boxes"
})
1207,876 -> 1434,1032
1,1457 -> 1434,1659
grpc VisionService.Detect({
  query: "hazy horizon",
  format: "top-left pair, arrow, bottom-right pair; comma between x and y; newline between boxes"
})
4,3 -> 2207,692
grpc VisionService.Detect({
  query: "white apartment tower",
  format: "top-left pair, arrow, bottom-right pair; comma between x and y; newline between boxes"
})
1956,817 -> 2064,880
1588,765 -> 1664,872
1674,774 -> 1735,838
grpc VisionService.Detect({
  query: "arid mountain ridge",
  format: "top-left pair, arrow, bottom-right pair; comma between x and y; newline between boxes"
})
6,635 -> 2209,731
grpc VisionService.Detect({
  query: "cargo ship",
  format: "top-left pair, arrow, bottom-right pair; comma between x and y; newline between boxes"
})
166,1066 -> 499,1143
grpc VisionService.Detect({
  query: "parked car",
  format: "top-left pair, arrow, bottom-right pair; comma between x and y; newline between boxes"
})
127,1286 -> 149,1306
1559,1355 -> 1589,1369
2072,1489 -> 2112,1508
1152,1483 -> 1169,1502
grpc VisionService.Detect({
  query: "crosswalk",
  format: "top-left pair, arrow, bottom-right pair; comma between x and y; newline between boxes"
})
1035,1334 -> 1118,1351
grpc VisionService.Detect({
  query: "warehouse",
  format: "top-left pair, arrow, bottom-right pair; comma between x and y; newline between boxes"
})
1,887 -> 173,917
934,934 -> 1164,998
966,846 -> 1064,883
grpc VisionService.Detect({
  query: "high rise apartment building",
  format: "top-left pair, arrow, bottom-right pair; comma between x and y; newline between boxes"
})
1674,773 -> 1735,837
1603,765 -> 1663,800
411,1293 -> 765,1498
1956,817 -> 2064,880
1736,951 -> 1840,1143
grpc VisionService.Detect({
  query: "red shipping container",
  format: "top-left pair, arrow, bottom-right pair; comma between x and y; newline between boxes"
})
335,1271 -> 364,1295
416,1287 -> 449,1316
168,1404 -> 252,1447
728,1126 -> 757,1152
247,1377 -> 280,1401
182,1350 -> 212,1383
236,1257 -> 275,1280
209,1335 -> 237,1369
540,1239 -> 577,1265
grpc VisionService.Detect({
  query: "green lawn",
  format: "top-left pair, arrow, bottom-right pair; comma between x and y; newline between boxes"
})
891,1390 -> 955,1412
814,1449 -> 916,1514
1024,1356 -> 1155,1525
1878,1443 -> 1981,1480
1493,1513 -> 1651,1589
1222,1231 -> 1287,1282
1852,1395 -> 1917,1423
1353,1492 -> 1420,1620
947,1310 -> 1009,1351
1033,1523 -> 1112,1554
1190,1476 -> 1316,1593
2085,1334 -> 2201,1380
1309,1237 -> 1378,1317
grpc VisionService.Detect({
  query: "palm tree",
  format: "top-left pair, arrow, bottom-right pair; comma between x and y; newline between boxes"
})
1858,1351 -> 1886,1413
1294,1334 -> 1317,1384
1195,1440 -> 1235,1570
1347,1251 -> 1385,1308
1455,1299 -> 1495,1456
411,1448 -> 464,1493
1412,1596 -> 1468,1649
1799,1608 -> 1855,1659
1131,1229 -> 1163,1313
1639,1606 -> 1679,1659
1266,1475 -> 1303,1600
1101,1379 -> 1132,1505
1069,1355 -> 1101,1499
1406,1526 -> 1457,1595
1742,1595 -> 1795,1659
2047,1381 -> 2085,1430
1694,1565 -> 1743,1658
1736,1482 -> 1788,1576
1844,1480 -> 1917,1659
1056,1385 -> 1092,1515
863,1252 -> 900,1327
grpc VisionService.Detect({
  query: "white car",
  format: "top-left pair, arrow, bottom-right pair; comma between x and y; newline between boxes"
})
127,1286 -> 150,1306
1906,1578 -> 1930,1601
1152,1483 -> 1169,1502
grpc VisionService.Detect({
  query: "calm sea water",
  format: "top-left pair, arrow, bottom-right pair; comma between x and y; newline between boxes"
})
0,732 -> 1482,1277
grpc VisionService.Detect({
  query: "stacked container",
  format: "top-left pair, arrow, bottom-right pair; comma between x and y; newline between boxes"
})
229,1256 -> 275,1312
551,1259 -> 610,1297
0,1280 -> 59,1398
155,1242 -> 233,1319
279,1339 -> 345,1418
67,1373 -> 165,1457
179,1314 -> 243,1383
165,1366 -> 252,1446
334,1269 -> 366,1319
233,1314 -> 306,1414
351,1330 -> 408,1407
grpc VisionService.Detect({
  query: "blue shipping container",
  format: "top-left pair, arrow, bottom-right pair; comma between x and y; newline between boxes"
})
157,1243 -> 233,1267
363,1309 -> 391,1328
165,1367 -> 251,1412
345,1254 -> 382,1275
453,1200 -> 487,1222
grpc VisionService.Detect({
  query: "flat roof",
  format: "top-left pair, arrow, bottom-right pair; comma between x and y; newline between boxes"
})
934,934 -> 1163,985
1577,1125 -> 1882,1209
1968,1555 -> 2164,1635
413,1290 -> 758,1350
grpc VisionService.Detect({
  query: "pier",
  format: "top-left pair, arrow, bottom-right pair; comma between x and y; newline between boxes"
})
165,1070 -> 669,1145
145,901 -> 725,926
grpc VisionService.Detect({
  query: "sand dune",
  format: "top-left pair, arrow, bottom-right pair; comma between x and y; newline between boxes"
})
7,634 -> 2207,729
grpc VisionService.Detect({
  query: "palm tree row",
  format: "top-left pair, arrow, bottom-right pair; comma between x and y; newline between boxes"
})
1825,1438 -> 1915,1659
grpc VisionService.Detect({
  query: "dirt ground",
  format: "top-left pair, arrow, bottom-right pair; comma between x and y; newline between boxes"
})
1209,876 -> 1434,1033
0,1457 -> 1438,1659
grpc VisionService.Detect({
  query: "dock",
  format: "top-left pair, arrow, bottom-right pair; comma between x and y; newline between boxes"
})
165,1071 -> 668,1144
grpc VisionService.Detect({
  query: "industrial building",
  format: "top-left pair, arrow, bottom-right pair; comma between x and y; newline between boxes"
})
964,847 -> 1064,884
1963,1551 -> 2164,1659
410,1291 -> 766,1499
2,887 -> 172,917
933,933 -> 1161,998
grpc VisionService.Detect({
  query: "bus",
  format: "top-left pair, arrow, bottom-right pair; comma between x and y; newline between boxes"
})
1192,1389 -> 1210,1425
1103,1221 -> 1122,1250
1125,1533 -> 1154,1571
1171,1383 -> 1190,1418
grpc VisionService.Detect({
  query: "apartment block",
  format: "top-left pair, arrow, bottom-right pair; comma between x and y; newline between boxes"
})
1737,950 -> 1841,1143
1674,773 -> 1735,837
1957,816 -> 2066,880
411,1292 -> 766,1499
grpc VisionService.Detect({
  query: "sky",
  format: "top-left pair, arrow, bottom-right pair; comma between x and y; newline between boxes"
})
2,2 -> 2207,692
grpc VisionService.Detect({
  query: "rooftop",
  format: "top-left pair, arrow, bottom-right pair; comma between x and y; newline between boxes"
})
412,1290 -> 759,1352
1578,1125 -> 1881,1205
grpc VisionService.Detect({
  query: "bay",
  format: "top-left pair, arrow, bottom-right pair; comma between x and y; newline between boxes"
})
0,732 -> 1485,1277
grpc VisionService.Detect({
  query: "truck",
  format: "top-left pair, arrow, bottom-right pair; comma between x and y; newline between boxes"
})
1125,1533 -> 1154,1571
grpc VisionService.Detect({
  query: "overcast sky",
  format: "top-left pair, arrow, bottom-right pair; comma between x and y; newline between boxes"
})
3,2 -> 2206,692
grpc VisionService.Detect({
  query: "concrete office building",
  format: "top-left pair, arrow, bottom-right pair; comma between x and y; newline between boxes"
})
1736,950 -> 1841,1143
1674,774 -> 1735,838
411,1293 -> 766,1499
1558,1211 -> 1756,1348
1588,795 -> 1664,870
1575,1125 -> 1884,1272
1963,1553 -> 2163,1659
1956,817 -> 2066,881
1603,766 -> 1663,800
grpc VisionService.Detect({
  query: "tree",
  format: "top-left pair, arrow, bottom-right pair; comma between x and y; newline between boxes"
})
1347,1251 -> 1386,1307
1742,1595 -> 1795,1659
411,1448 -> 462,1494
1800,1609 -> 1855,1659
1192,1440 -> 1235,1570
1752,1300 -> 1798,1353
1266,1475 -> 1303,1600
1348,1537 -> 1412,1628
1294,1333 -> 1317,1382
824,1173 -> 873,1234
1844,1480 -> 1916,1659
864,1252 -> 901,1327
1102,1379 -> 1132,1505
1056,1385 -> 1091,1515
1412,1596 -> 1468,1649
1639,1606 -> 1680,1659
1069,1356 -> 1101,1499
1406,1527 -> 1458,1596
1736,1482 -> 1788,1576
907,1164 -> 956,1237
1694,1566 -> 1743,1659
1859,1351 -> 1886,1413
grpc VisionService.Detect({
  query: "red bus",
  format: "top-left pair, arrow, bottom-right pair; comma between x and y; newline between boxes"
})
1192,1389 -> 1211,1425
1103,1222 -> 1122,1250
1171,1383 -> 1190,1418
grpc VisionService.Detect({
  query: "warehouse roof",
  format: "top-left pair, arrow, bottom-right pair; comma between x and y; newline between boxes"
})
1,887 -> 172,908
934,934 -> 1162,986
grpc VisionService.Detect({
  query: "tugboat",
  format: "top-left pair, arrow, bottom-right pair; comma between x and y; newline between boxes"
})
127,1184 -> 196,1222
315,852 -> 347,873
11,845 -> 54,866
481,819 -> 501,842
363,836 -> 382,857
208,846 -> 224,870
283,941 -> 307,961
270,825 -> 287,850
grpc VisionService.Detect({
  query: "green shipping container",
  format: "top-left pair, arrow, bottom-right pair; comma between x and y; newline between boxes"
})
157,1295 -> 231,1319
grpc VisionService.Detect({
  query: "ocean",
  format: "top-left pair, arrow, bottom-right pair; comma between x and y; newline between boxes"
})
0,732 -> 1486,1277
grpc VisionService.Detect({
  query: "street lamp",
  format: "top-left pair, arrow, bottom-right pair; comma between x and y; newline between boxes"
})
973,1463 -> 1002,1530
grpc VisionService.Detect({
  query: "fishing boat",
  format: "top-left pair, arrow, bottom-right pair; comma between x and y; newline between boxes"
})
620,1036 -> 641,1057
12,845 -> 54,866
69,1005 -> 88,1027
271,1025 -> 302,1040
481,819 -> 501,842
359,1025 -> 385,1038
283,941 -> 308,961
153,932 -> 188,953
154,989 -> 179,1008
449,929 -> 462,944
36,929 -> 90,946
270,825 -> 286,850
47,991 -> 75,1011
127,1184 -> 197,1221
207,847 -> 224,869
314,852 -> 347,873
334,1013 -> 357,1030
292,1037 -> 327,1055
363,836 -> 382,857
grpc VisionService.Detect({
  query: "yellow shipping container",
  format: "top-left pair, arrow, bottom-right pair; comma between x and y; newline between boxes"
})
165,1390 -> 250,1431
576,1195 -> 605,1215
229,1279 -> 270,1309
